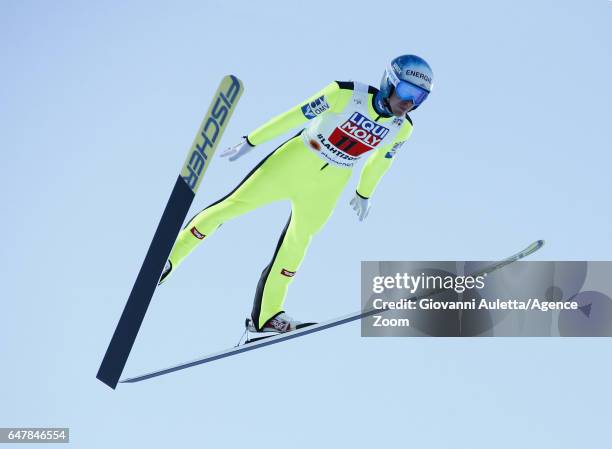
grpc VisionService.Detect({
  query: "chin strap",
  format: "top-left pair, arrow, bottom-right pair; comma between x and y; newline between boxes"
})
374,91 -> 393,117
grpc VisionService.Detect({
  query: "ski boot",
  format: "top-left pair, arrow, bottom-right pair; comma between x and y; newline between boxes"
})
245,312 -> 316,343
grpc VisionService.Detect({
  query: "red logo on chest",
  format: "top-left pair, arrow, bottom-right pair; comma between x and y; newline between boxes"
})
328,112 -> 390,156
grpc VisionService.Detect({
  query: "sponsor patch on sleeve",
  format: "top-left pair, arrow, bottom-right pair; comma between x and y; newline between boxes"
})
301,95 -> 329,119
385,140 -> 405,159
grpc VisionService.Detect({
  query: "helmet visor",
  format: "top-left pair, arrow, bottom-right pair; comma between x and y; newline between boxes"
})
395,81 -> 429,106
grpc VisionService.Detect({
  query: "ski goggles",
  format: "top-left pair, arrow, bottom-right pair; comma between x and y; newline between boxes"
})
394,80 -> 429,106
386,66 -> 430,107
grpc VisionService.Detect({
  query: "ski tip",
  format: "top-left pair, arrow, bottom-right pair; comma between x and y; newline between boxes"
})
225,74 -> 244,87
524,239 -> 545,254
526,239 -> 545,250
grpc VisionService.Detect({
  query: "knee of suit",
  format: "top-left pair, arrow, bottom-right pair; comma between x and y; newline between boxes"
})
284,231 -> 315,255
291,223 -> 324,243
188,204 -> 239,235
293,208 -> 335,237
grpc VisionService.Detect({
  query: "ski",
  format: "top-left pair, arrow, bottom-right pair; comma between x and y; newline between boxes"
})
97,75 -> 244,389
120,240 -> 544,385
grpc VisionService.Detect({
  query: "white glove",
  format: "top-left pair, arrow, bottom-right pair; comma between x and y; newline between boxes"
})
350,192 -> 371,221
220,137 -> 254,161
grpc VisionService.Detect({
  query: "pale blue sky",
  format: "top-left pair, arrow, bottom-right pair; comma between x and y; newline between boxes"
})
1,1 -> 611,447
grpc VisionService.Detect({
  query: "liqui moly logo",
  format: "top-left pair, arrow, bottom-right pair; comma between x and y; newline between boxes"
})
339,112 -> 389,147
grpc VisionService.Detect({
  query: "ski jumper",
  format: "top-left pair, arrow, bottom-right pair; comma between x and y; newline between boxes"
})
167,81 -> 414,329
